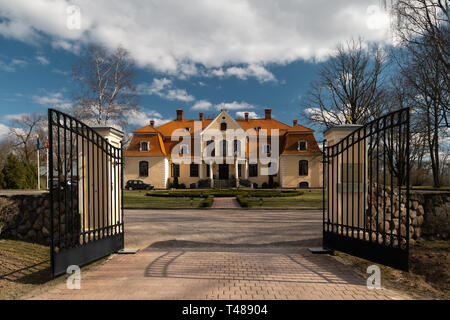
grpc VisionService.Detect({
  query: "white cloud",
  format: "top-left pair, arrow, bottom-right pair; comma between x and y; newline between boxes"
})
191,100 -> 212,111
0,123 -> 10,139
137,78 -> 194,102
236,111 -> 258,119
0,57 -> 28,72
3,113 -> 29,122
0,0 -> 391,75
126,109 -> 170,127
210,64 -> 276,83
215,101 -> 257,111
36,55 -> 50,65
32,92 -> 72,110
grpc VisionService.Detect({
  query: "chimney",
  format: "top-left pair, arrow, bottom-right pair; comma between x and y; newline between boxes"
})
293,119 -> 297,126
199,112 -> 203,120
176,109 -> 184,121
265,108 -> 272,120
150,120 -> 155,127
244,112 -> 249,121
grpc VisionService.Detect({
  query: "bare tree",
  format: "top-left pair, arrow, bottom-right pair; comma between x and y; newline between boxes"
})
388,0 -> 449,187
72,44 -> 140,128
301,38 -> 388,128
9,113 -> 46,163
390,0 -> 448,124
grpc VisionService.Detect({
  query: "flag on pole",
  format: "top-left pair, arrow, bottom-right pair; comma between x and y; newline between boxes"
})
37,137 -> 41,150
46,139 -> 49,150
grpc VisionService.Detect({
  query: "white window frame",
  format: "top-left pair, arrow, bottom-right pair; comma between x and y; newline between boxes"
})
140,141 -> 150,152
297,140 -> 307,152
180,144 -> 190,155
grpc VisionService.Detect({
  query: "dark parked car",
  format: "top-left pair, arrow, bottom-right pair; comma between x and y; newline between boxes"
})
125,180 -> 154,191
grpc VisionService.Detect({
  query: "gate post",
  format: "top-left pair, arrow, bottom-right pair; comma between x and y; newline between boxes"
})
323,125 -> 362,248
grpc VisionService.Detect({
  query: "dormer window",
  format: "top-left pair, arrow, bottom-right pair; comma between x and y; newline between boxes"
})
263,144 -> 271,154
180,144 -> 189,155
140,141 -> 149,152
255,126 -> 262,131
297,140 -> 307,152
220,123 -> 227,131
185,127 -> 190,132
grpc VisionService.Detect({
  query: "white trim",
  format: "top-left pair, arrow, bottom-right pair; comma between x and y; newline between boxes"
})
200,109 -> 245,135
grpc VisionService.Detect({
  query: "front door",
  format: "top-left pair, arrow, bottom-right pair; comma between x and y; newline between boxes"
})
219,164 -> 229,180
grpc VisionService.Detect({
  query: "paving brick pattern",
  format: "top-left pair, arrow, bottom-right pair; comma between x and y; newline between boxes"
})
211,197 -> 241,208
29,209 -> 407,300
31,247 -> 403,300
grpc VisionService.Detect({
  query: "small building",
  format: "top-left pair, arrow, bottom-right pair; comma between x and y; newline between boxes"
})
124,108 -> 323,189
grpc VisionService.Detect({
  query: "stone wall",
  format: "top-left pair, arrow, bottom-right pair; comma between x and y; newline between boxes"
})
0,193 -> 51,245
0,192 -> 79,247
367,185 -> 449,245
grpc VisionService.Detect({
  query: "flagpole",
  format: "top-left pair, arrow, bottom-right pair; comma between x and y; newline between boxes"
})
46,140 -> 49,190
37,147 -> 40,191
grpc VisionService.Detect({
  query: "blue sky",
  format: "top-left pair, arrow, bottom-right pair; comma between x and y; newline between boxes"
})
0,0 -> 391,141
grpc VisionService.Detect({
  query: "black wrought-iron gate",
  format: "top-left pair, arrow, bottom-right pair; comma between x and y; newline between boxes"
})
323,108 -> 410,271
48,109 -> 124,277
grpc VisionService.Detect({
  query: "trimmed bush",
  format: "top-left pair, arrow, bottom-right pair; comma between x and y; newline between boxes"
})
236,195 -> 249,207
198,179 -> 211,188
200,195 -> 214,207
239,179 -> 251,187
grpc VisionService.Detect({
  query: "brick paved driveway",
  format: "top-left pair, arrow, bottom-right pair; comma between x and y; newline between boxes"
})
31,209 -> 406,300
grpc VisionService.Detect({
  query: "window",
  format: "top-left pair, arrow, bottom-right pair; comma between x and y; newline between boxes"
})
297,140 -> 307,151
140,141 -> 149,152
238,164 -> 242,177
233,139 -> 240,155
207,140 -> 215,157
222,140 -> 227,156
249,164 -> 258,177
299,182 -> 309,189
139,161 -> 149,177
206,164 -> 211,178
220,123 -> 227,131
268,162 -> 277,176
190,163 -> 199,177
172,164 -> 180,178
180,144 -> 189,155
299,160 -> 308,176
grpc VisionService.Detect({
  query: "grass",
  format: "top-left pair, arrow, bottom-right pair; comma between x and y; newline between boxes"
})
124,190 -> 207,208
241,191 -> 324,209
0,239 -> 110,299
125,189 -> 324,209
335,238 -> 450,300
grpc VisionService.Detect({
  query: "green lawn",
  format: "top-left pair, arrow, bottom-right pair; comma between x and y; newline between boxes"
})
124,190 -> 207,208
242,191 -> 324,209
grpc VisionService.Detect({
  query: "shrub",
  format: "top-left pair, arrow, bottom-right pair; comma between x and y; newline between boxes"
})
179,183 -> 186,189
262,182 -> 269,189
239,179 -> 251,187
200,195 -> 214,207
236,195 -> 249,207
198,179 -> 211,188
0,154 -> 37,189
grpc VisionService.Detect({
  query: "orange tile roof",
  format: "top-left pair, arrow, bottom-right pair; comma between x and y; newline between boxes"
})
125,133 -> 167,156
281,133 -> 321,155
132,125 -> 159,134
126,115 -> 321,156
286,124 -> 314,133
